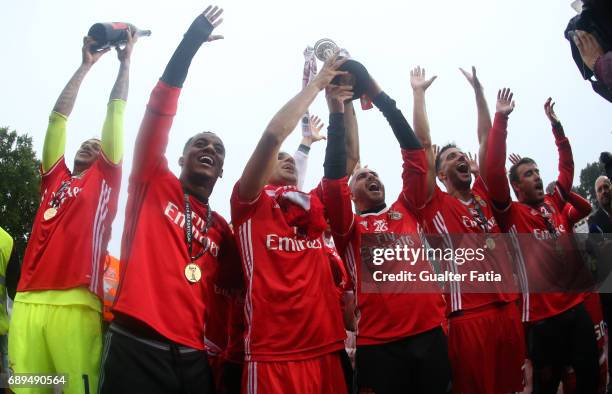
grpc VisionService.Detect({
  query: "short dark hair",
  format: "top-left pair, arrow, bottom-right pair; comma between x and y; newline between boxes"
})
183,131 -> 217,154
509,157 -> 536,184
435,143 -> 458,172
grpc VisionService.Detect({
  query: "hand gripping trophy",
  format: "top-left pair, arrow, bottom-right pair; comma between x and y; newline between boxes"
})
313,38 -> 374,109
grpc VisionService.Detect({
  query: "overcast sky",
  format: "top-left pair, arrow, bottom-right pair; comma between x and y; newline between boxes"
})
2,0 -> 611,256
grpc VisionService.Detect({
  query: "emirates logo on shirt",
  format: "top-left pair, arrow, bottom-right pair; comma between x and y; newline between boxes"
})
43,185 -> 82,206
164,201 -> 219,257
461,214 -> 497,231
265,234 -> 323,252
533,225 -> 566,240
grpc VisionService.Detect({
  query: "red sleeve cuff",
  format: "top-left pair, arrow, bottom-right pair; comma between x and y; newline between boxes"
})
401,148 -> 426,165
148,80 -> 182,115
493,112 -> 508,129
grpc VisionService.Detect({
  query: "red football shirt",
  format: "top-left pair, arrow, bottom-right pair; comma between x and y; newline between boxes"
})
416,177 -> 519,315
112,81 -> 241,350
323,149 -> 447,346
224,288 -> 246,363
231,182 -> 346,362
203,255 -> 231,357
18,154 -> 120,298
486,112 -> 584,322
494,195 -> 584,322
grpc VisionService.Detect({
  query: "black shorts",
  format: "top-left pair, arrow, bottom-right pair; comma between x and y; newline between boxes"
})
527,302 -> 599,394
98,323 -> 214,394
355,327 -> 451,394
338,349 -> 354,394
219,360 -> 242,394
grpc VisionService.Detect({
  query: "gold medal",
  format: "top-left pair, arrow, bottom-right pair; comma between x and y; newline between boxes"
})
486,237 -> 496,250
43,207 -> 58,221
184,263 -> 202,283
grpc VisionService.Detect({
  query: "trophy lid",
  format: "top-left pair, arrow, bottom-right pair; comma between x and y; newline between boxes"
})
314,38 -> 339,62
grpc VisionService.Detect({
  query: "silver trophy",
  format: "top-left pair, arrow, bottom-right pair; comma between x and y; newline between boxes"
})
313,38 -> 369,102
314,38 -> 350,61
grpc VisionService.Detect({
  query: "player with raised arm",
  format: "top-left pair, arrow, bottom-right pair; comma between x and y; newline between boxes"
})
98,7 -> 241,394
486,94 -> 599,393
321,68 -> 450,394
293,114 -> 325,191
8,30 -> 137,394
409,67 -> 525,393
231,53 -> 352,394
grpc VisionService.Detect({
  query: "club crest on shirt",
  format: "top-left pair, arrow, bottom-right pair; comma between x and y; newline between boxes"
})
388,210 -> 402,220
530,209 -> 539,216
474,195 -> 487,207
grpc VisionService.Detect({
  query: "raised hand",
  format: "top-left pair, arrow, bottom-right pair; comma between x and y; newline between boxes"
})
309,115 -> 326,143
432,144 -> 440,159
573,30 -> 604,71
509,153 -> 522,166
312,53 -> 349,91
410,66 -> 437,92
116,27 -> 138,64
203,5 -> 224,41
467,152 -> 480,175
325,84 -> 353,113
82,36 -> 109,66
459,66 -> 482,91
185,5 -> 224,43
496,88 -> 515,116
544,97 -> 560,125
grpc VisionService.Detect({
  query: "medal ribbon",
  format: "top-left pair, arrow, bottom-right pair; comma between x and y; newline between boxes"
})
49,177 -> 75,216
469,194 -> 490,234
539,205 -> 560,239
184,192 -> 213,262
48,179 -> 74,209
301,46 -> 317,137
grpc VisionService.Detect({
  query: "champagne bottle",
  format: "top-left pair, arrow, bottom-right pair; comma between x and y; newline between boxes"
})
87,22 -> 151,52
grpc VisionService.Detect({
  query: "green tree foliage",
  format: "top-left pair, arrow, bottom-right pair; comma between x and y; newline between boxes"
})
576,161 -> 604,207
0,127 -> 40,270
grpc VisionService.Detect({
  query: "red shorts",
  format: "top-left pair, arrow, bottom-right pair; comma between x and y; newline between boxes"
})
561,293 -> 607,394
242,352 -> 347,394
448,302 -> 526,394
